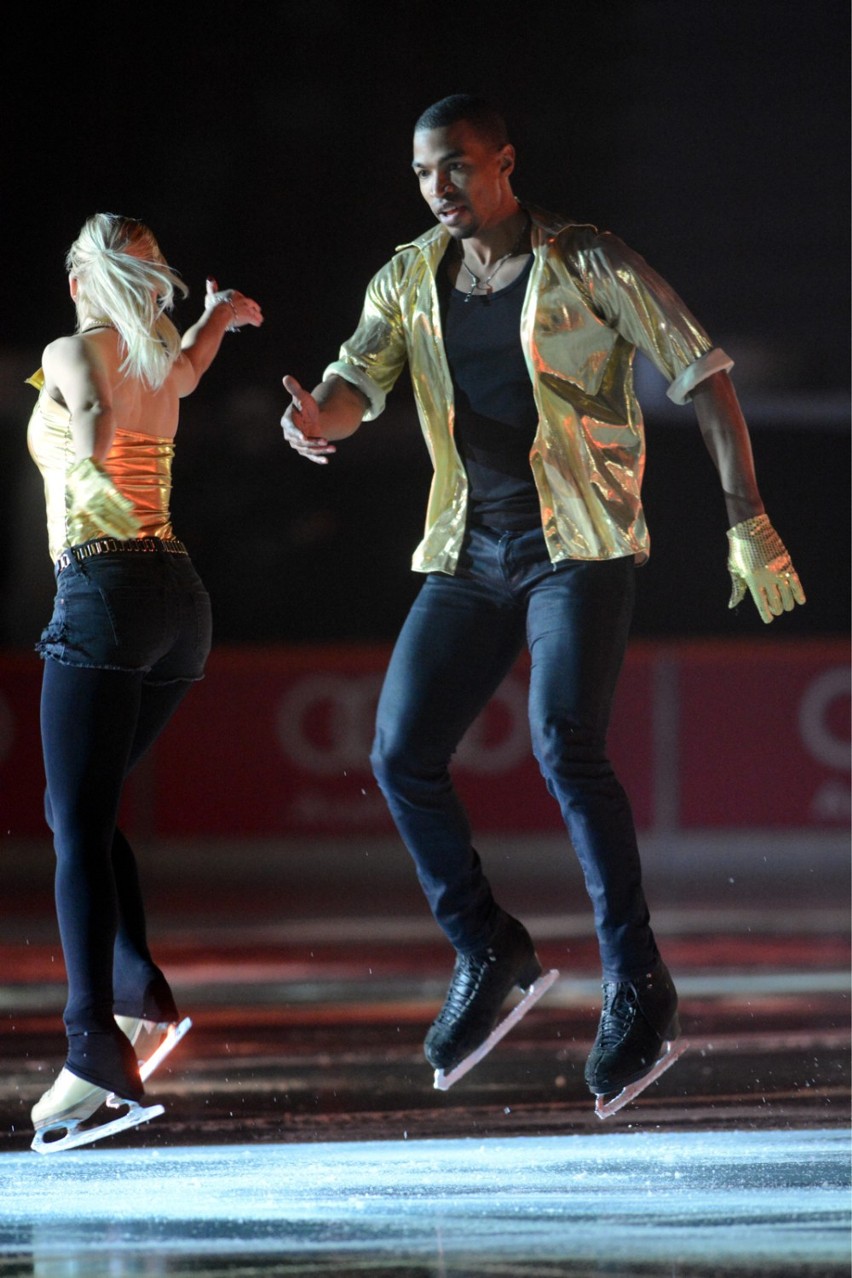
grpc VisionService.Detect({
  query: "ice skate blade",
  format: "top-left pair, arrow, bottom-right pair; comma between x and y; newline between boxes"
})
594,1039 -> 688,1120
104,1015 -> 192,1110
31,1101 -> 165,1154
139,1015 -> 192,1082
433,968 -> 560,1091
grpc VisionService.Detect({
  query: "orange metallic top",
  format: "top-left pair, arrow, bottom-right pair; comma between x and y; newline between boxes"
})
26,369 -> 176,562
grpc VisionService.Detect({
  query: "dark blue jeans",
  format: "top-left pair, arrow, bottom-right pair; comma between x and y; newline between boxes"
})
37,547 -> 212,1043
370,525 -> 658,980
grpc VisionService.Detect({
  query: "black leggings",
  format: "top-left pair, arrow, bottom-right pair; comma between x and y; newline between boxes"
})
40,662 -> 190,1057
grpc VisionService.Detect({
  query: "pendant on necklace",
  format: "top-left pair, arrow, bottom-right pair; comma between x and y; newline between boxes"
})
463,283 -> 494,304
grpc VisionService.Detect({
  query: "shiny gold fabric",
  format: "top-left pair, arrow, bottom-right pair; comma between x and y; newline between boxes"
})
325,204 -> 732,572
26,370 -> 175,562
726,513 -> 806,622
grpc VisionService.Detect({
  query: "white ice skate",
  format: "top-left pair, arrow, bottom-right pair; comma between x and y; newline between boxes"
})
593,1038 -> 688,1119
30,1068 -> 164,1155
433,967 -> 560,1090
115,1014 -> 192,1082
30,1017 -> 190,1154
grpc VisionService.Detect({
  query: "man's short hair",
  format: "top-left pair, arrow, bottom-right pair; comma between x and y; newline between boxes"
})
414,94 -> 509,149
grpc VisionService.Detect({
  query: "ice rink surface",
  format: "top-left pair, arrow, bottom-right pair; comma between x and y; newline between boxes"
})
1,834 -> 849,1276
0,1129 -> 850,1276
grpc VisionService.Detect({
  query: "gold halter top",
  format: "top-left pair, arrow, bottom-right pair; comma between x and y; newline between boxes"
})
26,368 -> 176,563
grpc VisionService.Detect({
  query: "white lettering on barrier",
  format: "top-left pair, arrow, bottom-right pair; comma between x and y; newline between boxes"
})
276,673 -> 384,775
289,789 -> 390,825
798,666 -> 851,772
810,780 -> 851,821
276,672 -> 531,778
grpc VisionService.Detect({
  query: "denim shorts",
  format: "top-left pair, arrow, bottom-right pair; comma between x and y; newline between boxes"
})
36,547 -> 212,684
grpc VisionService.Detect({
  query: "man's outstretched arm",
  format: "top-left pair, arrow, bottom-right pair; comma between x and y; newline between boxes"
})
281,373 -> 369,465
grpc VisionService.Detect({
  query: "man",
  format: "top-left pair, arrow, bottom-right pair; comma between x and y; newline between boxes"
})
280,94 -> 804,1115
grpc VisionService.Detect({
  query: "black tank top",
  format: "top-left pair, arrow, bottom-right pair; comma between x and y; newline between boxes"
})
438,252 -> 540,532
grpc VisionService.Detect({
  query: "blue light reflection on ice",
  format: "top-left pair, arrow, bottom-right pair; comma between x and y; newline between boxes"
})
0,1128 -> 849,1272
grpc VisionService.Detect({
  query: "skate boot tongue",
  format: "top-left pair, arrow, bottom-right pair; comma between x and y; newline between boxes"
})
597,982 -> 638,1044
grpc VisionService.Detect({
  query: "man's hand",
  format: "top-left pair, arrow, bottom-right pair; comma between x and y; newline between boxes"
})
726,513 -> 806,623
281,375 -> 337,465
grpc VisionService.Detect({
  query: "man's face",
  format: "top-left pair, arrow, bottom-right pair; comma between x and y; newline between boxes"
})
411,121 -> 514,239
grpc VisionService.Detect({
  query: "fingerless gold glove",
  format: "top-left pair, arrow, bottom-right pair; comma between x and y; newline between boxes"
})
726,513 -> 806,624
66,457 -> 141,545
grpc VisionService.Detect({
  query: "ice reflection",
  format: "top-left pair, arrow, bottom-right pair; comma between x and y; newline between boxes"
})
0,1129 -> 849,1276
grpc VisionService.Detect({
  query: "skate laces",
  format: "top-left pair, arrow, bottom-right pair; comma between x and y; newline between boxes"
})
596,981 -> 638,1050
436,950 -> 496,1023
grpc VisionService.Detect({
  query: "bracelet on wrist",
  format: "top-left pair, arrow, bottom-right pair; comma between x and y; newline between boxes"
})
223,298 -> 239,333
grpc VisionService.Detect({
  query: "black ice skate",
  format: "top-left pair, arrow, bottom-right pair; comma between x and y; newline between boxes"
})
426,911 -> 559,1090
585,961 -> 686,1119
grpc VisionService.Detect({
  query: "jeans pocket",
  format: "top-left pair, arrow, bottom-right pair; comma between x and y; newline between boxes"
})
98,585 -> 169,662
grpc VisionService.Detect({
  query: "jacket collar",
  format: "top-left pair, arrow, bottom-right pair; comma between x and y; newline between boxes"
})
394,200 -> 589,258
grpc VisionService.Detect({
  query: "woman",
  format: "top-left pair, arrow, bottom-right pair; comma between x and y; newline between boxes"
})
25,213 -> 263,1152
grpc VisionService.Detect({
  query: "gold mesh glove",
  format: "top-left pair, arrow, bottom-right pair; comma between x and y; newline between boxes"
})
726,513 -> 805,624
66,457 -> 141,545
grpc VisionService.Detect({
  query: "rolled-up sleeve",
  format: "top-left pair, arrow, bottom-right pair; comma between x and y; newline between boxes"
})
665,346 -> 735,404
322,359 -> 387,419
323,261 -> 409,422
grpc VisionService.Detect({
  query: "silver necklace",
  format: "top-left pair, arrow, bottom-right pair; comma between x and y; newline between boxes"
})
458,217 -> 529,303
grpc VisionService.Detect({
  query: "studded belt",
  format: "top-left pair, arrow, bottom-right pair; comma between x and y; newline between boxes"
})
55,537 -> 189,572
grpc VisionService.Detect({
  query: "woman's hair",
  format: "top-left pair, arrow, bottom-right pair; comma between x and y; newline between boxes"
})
66,213 -> 189,390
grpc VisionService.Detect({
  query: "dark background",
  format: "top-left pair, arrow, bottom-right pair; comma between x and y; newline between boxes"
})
1,0 -> 848,647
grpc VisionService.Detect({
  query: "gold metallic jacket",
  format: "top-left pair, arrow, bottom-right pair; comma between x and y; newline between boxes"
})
26,369 -> 176,562
325,204 -> 732,572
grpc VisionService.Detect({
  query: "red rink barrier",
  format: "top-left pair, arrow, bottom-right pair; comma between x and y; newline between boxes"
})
0,640 -> 848,839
